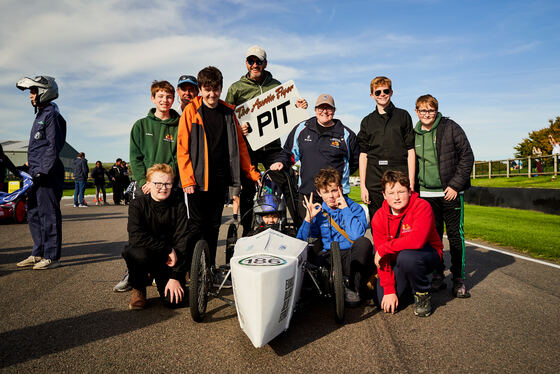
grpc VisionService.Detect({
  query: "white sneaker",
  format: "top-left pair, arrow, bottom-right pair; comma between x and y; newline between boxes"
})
78,204 -> 88,208
17,255 -> 43,267
33,258 -> 61,270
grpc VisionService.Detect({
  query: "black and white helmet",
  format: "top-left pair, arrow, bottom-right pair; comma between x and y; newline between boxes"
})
16,76 -> 59,106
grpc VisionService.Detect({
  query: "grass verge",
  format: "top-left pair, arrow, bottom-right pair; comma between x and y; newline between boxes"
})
470,175 -> 560,189
349,187 -> 560,262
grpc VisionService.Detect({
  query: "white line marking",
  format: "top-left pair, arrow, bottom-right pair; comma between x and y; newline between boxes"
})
462,238 -> 560,270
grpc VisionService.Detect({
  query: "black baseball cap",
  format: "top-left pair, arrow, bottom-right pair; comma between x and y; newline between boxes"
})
178,75 -> 198,87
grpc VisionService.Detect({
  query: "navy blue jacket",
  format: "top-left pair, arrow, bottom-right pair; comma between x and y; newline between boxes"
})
72,157 -> 89,181
27,103 -> 67,178
276,117 -> 359,195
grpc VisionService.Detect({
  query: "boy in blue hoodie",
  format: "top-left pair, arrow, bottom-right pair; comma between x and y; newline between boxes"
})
297,167 -> 374,306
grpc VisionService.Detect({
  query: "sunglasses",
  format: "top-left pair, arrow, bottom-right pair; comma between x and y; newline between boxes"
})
246,58 -> 264,66
374,89 -> 391,96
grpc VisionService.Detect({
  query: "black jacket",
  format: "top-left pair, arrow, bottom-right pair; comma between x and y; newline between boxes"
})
91,166 -> 109,186
417,117 -> 474,192
125,191 -> 188,279
276,117 -> 360,195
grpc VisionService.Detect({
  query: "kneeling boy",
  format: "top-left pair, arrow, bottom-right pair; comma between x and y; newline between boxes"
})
122,164 -> 188,310
372,170 -> 443,317
297,167 -> 374,306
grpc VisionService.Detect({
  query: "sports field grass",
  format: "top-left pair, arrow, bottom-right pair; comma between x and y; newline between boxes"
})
348,187 -> 560,262
470,175 -> 560,189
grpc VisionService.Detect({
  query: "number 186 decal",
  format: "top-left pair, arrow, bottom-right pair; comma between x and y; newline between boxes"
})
239,255 -> 287,266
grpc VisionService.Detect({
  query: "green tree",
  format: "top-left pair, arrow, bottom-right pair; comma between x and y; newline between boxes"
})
515,116 -> 560,157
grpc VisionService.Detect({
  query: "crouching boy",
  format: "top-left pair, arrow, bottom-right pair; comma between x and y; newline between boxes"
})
372,170 -> 443,317
297,167 -> 374,307
122,163 -> 188,310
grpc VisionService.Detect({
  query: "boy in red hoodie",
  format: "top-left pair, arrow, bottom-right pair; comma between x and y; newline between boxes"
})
371,170 -> 443,317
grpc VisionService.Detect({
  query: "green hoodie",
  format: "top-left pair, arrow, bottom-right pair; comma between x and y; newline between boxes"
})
414,112 -> 443,192
129,108 -> 180,187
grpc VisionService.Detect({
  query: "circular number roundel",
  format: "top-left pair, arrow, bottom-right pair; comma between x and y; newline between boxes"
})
238,255 -> 287,266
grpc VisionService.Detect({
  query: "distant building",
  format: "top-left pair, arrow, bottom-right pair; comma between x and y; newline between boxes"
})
1,140 -> 79,179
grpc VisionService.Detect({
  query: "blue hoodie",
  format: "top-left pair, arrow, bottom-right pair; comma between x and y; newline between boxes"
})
297,196 -> 367,251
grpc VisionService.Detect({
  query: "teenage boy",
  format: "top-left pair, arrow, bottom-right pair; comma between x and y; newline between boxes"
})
114,80 -> 182,292
225,45 -> 307,236
177,66 -> 260,273
72,152 -> 89,207
15,76 -> 66,270
371,170 -> 443,317
297,167 -> 373,306
357,76 -> 415,220
177,75 -> 198,112
413,94 -> 474,297
123,163 -> 188,310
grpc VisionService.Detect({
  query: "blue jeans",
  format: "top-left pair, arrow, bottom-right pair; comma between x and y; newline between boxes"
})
74,180 -> 86,205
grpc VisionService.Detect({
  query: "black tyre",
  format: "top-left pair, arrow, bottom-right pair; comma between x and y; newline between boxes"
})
330,241 -> 345,324
225,223 -> 237,265
13,200 -> 27,224
190,240 -> 210,322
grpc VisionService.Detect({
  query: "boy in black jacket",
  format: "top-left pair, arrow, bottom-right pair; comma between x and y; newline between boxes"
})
413,94 -> 474,298
122,163 -> 188,309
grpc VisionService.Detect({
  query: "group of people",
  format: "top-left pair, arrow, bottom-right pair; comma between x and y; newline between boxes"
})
72,155 -> 131,207
14,44 -> 475,318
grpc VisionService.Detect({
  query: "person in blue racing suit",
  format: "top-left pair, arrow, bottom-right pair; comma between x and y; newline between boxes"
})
15,76 -> 67,270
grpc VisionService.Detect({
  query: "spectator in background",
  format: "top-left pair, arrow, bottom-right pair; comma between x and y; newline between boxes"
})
532,146 -> 543,174
176,75 -> 198,112
120,161 -> 131,204
109,158 -> 124,205
549,135 -> 560,160
72,152 -> 89,208
91,160 -> 109,205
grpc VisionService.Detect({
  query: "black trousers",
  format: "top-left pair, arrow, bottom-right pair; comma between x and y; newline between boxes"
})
184,179 -> 227,268
374,245 -> 440,309
424,195 -> 466,279
122,245 -> 186,308
308,237 -> 374,295
112,180 -> 122,204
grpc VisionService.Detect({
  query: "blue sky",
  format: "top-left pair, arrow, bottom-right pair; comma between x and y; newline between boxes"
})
1,0 -> 559,162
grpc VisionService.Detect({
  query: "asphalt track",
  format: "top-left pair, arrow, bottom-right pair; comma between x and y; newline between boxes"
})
1,198 -> 559,373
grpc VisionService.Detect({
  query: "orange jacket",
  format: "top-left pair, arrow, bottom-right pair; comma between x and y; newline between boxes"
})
177,96 -> 260,190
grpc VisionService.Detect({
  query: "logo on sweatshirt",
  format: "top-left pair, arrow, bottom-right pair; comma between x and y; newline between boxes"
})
330,138 -> 340,148
304,135 -> 312,142
164,134 -> 174,142
145,132 -> 153,136
401,224 -> 412,234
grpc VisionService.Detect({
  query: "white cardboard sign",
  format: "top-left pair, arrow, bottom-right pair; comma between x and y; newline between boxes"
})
234,80 -> 309,150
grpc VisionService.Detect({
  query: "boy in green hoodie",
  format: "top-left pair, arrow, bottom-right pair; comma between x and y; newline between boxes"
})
130,80 -> 181,195
413,94 -> 474,298
114,80 -> 182,292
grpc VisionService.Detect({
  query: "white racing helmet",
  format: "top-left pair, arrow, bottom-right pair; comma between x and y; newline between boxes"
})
16,76 -> 59,106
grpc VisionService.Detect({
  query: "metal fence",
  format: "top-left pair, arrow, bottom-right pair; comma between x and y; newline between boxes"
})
472,154 -> 558,178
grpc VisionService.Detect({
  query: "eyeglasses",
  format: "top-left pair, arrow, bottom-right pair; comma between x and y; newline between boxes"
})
246,58 -> 264,66
152,182 -> 173,189
374,89 -> 391,96
417,109 -> 437,116
316,106 -> 334,113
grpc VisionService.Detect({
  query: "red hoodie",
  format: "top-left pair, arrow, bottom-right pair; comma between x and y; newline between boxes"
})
371,192 -> 443,295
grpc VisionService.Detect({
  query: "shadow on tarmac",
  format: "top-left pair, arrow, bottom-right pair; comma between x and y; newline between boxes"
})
0,308 -> 178,368
0,241 -> 126,277
62,212 -> 128,222
430,244 -> 515,310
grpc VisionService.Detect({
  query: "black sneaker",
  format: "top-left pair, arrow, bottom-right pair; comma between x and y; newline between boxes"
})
452,277 -> 471,298
344,285 -> 361,307
413,291 -> 432,317
431,272 -> 447,291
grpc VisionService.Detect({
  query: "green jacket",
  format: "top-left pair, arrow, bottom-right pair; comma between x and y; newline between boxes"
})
225,71 -> 282,152
414,113 -> 443,192
129,108 -> 180,187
